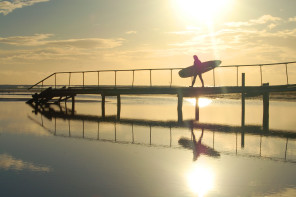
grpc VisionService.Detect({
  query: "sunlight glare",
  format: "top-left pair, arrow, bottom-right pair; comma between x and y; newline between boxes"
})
185,98 -> 212,108
173,0 -> 232,24
187,164 -> 215,197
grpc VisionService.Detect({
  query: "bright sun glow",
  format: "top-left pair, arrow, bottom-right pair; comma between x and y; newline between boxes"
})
173,0 -> 232,24
187,164 -> 215,197
185,98 -> 212,108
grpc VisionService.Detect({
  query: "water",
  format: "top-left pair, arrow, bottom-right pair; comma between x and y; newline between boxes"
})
0,91 -> 296,197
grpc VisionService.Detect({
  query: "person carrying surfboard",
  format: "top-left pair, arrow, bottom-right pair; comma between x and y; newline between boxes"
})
190,55 -> 204,87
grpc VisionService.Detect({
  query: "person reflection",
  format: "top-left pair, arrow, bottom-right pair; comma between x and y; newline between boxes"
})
178,128 -> 220,161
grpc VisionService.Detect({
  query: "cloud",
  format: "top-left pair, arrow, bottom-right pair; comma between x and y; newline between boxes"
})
166,17 -> 296,65
125,31 -> 137,34
289,17 -> 296,22
48,38 -> 124,49
167,31 -> 196,35
0,34 -> 125,67
0,34 -> 125,49
167,26 -> 202,35
268,23 -> 277,30
250,15 -> 281,24
224,15 -> 281,27
0,153 -> 51,172
0,0 -> 49,15
0,34 -> 53,46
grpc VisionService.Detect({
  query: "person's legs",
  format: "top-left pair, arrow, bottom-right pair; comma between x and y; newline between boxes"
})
198,74 -> 204,87
190,75 -> 197,87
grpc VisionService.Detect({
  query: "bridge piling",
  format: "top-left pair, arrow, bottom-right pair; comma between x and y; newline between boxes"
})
241,73 -> 245,127
102,95 -> 105,118
177,93 -> 183,122
195,97 -> 199,121
117,95 -> 121,120
71,96 -> 75,115
263,83 -> 269,131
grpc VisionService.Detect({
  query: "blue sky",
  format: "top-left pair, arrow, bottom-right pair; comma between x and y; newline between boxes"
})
0,0 -> 296,84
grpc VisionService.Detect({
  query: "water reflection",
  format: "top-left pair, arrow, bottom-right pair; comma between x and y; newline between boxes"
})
179,128 -> 220,161
0,153 -> 51,172
187,164 -> 215,197
27,102 -> 296,163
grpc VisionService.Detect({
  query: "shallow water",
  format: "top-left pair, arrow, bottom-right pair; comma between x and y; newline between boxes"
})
0,94 -> 296,197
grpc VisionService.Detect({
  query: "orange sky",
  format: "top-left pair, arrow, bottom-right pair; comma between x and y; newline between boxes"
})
0,0 -> 296,85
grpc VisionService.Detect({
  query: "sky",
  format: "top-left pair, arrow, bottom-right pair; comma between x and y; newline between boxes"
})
0,0 -> 296,84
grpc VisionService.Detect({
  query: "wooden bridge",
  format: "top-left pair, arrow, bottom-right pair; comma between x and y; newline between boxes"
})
27,61 -> 296,130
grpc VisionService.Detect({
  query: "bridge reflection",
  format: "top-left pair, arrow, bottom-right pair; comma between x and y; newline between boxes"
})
27,103 -> 296,163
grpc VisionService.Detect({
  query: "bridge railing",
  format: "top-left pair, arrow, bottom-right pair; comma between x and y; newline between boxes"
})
28,61 -> 296,90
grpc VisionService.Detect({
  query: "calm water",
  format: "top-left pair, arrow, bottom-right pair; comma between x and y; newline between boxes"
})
0,92 -> 296,197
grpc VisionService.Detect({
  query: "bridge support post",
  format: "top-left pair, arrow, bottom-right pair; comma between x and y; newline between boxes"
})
117,95 -> 121,120
263,83 -> 269,131
177,93 -> 183,122
102,95 -> 105,118
241,73 -> 245,127
71,96 -> 75,115
241,73 -> 245,148
195,97 -> 199,121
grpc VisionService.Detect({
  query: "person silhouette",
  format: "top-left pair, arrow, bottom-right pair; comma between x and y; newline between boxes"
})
190,55 -> 204,87
178,127 -> 220,161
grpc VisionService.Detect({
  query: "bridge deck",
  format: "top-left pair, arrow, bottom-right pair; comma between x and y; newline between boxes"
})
33,84 -> 296,98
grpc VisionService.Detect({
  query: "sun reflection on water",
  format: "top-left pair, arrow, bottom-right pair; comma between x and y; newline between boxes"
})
186,164 -> 215,197
185,98 -> 212,108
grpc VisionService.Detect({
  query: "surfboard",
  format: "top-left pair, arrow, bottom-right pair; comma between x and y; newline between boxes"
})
178,60 -> 222,78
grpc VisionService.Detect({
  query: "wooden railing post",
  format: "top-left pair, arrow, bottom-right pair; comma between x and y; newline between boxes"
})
132,70 -> 135,87
236,66 -> 239,86
68,73 -> 71,87
150,69 -> 152,87
213,69 -> 216,87
170,69 -> 173,88
285,64 -> 289,85
98,71 -> 100,87
260,65 -> 263,85
54,73 -> 57,89
82,72 -> 85,88
115,71 -> 117,87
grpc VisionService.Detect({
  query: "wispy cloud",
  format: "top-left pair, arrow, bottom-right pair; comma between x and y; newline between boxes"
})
125,31 -> 137,34
169,15 -> 296,49
164,15 -> 296,64
48,38 -> 124,49
167,26 -> 201,35
167,31 -> 196,35
0,34 -> 125,49
0,0 -> 49,15
250,15 -> 281,24
289,16 -> 296,22
224,15 -> 281,27
0,34 -> 52,46
0,153 -> 52,172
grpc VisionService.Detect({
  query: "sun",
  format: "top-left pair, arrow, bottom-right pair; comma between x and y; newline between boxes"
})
173,0 -> 232,24
187,164 -> 215,197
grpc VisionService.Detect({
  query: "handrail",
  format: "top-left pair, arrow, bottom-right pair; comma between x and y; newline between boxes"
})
220,61 -> 296,68
28,73 -> 56,90
28,61 -> 296,90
